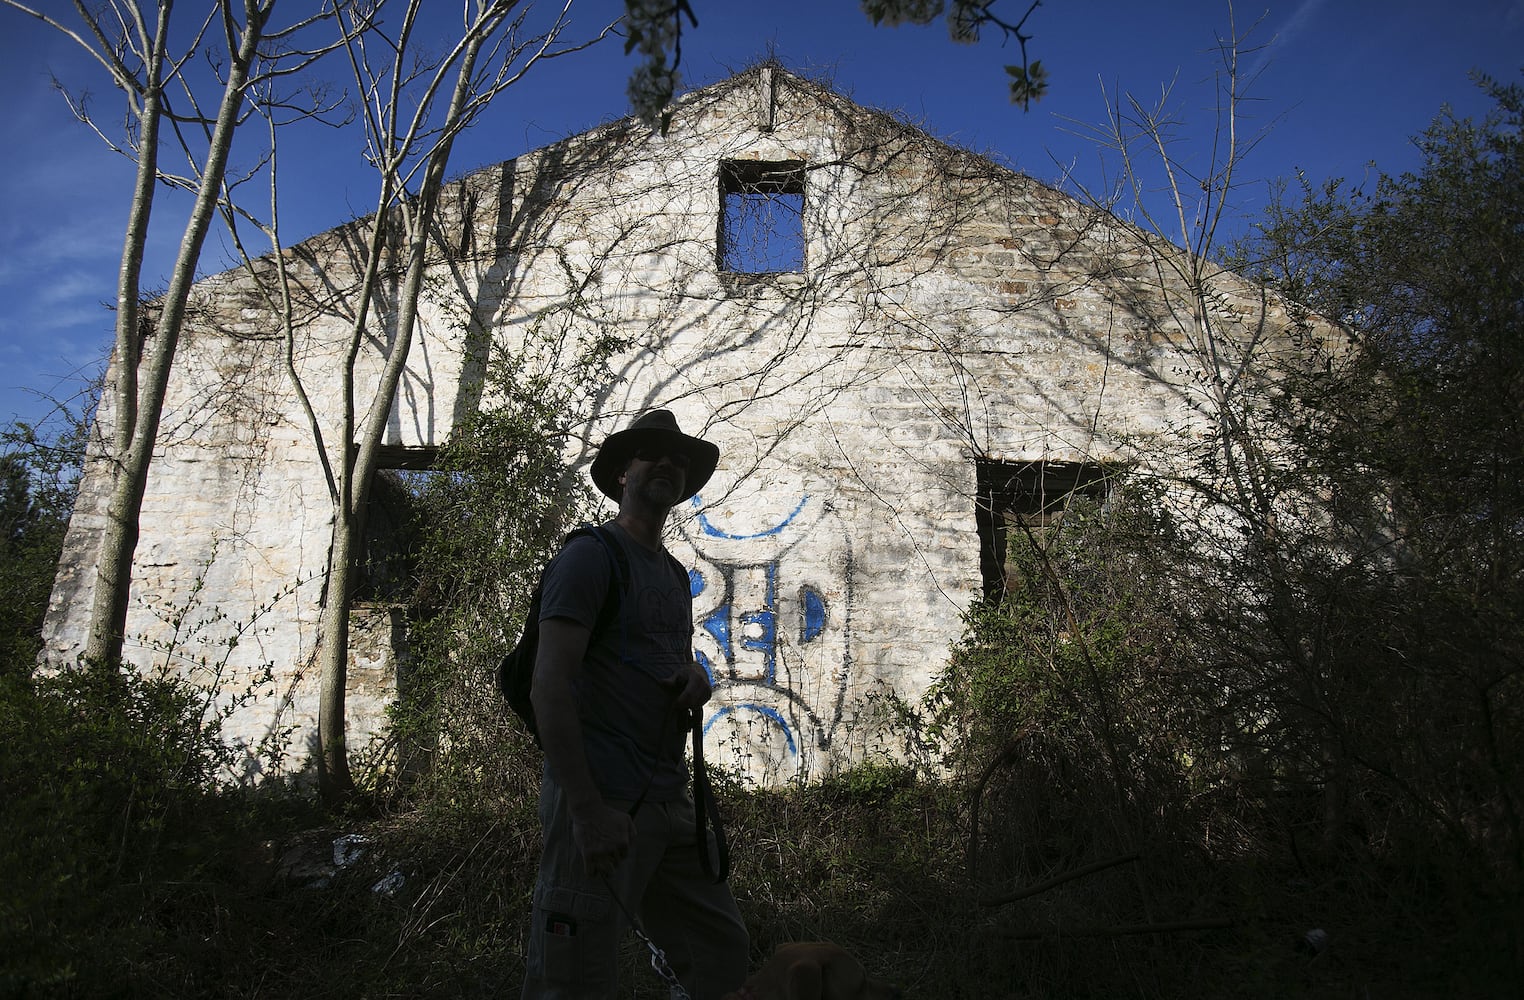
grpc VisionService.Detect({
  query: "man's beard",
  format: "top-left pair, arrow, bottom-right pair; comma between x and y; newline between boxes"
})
634,470 -> 683,508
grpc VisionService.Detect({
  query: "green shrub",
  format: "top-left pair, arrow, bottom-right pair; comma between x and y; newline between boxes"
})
0,662 -> 304,995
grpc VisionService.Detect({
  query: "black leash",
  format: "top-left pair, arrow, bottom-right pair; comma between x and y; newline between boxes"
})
624,706 -> 729,884
688,708 -> 730,882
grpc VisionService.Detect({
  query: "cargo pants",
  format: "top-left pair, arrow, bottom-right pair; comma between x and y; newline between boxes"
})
520,771 -> 749,999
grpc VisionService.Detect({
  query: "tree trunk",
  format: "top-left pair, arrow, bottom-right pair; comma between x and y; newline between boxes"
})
84,2 -> 271,665
311,13 -> 494,803
317,512 -> 358,802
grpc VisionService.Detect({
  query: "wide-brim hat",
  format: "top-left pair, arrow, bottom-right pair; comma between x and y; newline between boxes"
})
590,409 -> 719,503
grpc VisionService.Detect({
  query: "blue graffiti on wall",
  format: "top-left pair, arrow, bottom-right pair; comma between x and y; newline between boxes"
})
686,492 -> 846,764
704,702 -> 798,756
695,495 -> 809,540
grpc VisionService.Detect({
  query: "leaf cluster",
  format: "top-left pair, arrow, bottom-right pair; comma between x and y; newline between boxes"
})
859,0 -> 1049,108
623,0 -> 699,129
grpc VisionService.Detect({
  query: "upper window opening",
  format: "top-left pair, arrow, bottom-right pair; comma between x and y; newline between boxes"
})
719,160 -> 806,274
975,459 -> 1114,601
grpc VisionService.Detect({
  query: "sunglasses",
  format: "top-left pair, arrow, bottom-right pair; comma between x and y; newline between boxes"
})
634,446 -> 691,469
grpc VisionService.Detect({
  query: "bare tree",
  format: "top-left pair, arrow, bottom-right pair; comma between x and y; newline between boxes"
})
2,1 -> 344,667
227,0 -> 617,803
1053,9 -> 1385,856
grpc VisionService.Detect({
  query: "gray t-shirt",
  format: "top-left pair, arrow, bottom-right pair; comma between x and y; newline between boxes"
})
537,522 -> 693,801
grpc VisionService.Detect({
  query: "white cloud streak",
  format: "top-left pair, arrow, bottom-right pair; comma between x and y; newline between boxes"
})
1247,0 -> 1331,81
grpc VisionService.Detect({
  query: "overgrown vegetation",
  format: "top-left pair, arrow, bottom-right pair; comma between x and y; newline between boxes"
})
916,485 -> 1520,997
368,404 -> 599,812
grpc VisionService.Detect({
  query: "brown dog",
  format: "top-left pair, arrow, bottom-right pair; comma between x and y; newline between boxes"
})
721,942 -> 901,1000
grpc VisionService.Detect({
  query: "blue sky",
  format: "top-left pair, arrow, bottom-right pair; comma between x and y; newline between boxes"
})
2,0 -> 1521,433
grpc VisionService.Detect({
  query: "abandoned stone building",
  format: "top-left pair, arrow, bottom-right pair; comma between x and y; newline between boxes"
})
43,65 -> 1325,783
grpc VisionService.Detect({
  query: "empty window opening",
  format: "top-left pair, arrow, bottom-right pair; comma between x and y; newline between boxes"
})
976,459 -> 1114,601
355,447 -> 440,607
356,470 -> 426,606
719,160 -> 806,274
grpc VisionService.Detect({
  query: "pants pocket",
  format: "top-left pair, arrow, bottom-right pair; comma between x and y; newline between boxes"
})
529,883 -> 615,990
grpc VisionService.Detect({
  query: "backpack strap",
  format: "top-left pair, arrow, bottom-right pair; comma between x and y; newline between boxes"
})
564,525 -> 629,647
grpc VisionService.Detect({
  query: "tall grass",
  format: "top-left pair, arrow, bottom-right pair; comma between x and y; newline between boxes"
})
5,648 -> 1516,998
